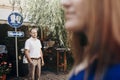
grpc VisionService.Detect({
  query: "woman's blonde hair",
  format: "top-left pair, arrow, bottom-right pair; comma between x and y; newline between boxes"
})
69,0 -> 120,79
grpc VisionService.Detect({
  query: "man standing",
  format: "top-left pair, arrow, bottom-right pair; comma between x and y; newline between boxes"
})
24,28 -> 44,80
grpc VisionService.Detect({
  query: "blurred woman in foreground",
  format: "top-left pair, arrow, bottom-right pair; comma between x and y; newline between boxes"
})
62,0 -> 120,80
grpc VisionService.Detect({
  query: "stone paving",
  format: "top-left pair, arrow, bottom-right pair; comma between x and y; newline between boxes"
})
40,71 -> 67,80
8,71 -> 68,80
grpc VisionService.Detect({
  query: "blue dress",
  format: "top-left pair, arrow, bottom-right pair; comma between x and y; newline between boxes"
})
69,63 -> 120,80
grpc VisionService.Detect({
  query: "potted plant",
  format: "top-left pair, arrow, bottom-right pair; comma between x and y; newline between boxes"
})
0,53 -> 12,80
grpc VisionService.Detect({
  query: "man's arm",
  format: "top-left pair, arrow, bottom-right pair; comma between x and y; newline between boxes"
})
40,49 -> 44,66
25,49 -> 32,63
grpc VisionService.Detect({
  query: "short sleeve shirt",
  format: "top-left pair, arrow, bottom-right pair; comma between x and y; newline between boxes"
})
25,37 -> 42,58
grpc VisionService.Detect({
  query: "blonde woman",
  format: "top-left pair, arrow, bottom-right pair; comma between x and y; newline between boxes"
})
62,0 -> 120,80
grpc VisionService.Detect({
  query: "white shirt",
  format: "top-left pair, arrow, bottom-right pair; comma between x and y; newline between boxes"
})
25,37 -> 42,58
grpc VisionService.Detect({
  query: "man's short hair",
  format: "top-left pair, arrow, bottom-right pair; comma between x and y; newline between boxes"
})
29,27 -> 38,32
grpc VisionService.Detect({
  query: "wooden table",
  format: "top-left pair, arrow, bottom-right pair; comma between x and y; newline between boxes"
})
56,48 -> 67,72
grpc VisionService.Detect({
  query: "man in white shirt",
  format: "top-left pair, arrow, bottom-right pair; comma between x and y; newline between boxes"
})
24,28 -> 44,80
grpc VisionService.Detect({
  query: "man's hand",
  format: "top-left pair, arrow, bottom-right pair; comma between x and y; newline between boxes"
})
42,60 -> 44,66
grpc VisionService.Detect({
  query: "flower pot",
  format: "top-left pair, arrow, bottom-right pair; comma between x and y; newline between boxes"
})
0,74 -> 6,80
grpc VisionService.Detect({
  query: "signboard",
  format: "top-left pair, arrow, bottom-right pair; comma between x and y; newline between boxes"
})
7,12 -> 23,77
8,31 -> 24,37
8,12 -> 23,28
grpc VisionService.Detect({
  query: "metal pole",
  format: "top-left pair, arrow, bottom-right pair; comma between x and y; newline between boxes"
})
15,28 -> 19,77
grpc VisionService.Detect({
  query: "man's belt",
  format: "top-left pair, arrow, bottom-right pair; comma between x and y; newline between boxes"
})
31,57 -> 41,60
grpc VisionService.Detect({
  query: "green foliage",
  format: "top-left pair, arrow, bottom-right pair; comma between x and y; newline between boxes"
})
25,0 -> 67,47
0,54 -> 12,76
